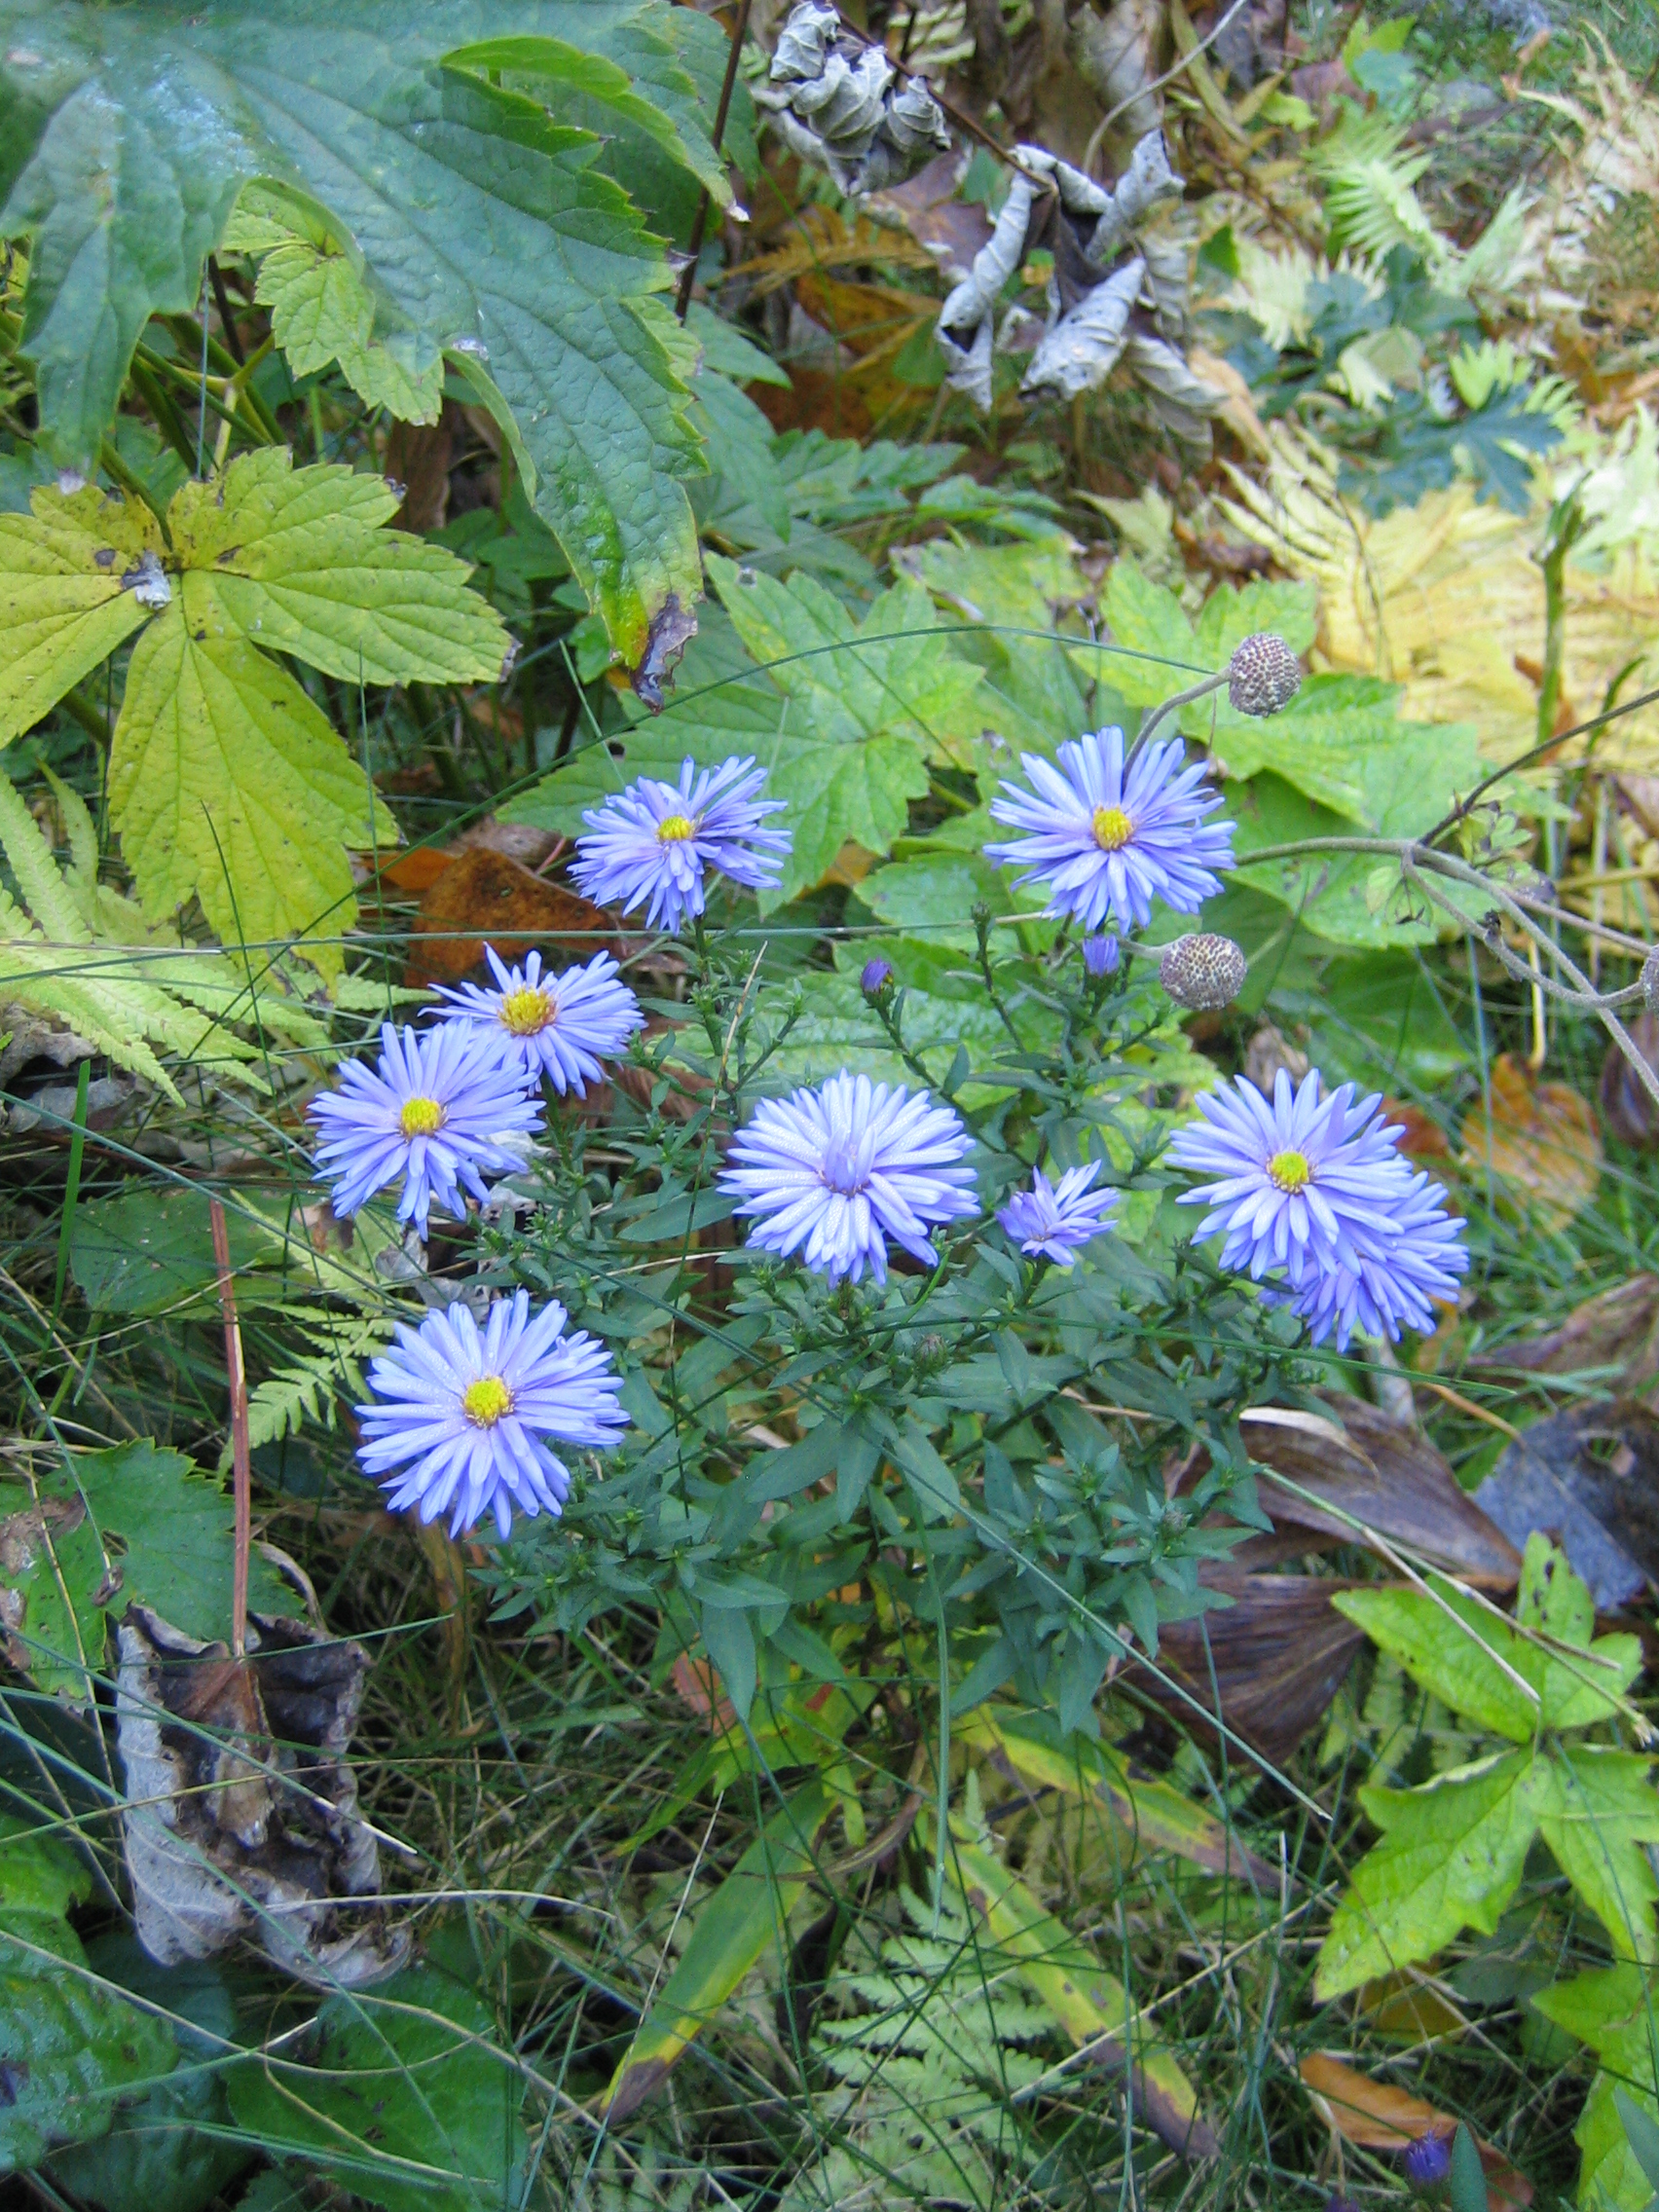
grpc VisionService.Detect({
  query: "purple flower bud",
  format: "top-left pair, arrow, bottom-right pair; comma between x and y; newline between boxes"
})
861,957 -> 893,997
1083,933 -> 1120,978
1404,2130 -> 1454,2188
1325,2198 -> 1364,2212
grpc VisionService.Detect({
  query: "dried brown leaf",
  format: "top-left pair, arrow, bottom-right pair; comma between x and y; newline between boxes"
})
1460,1053 -> 1601,1232
1301,2052 -> 1532,2208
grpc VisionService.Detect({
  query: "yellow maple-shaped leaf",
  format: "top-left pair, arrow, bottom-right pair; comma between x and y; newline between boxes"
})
109,589 -> 393,979
0,484 -> 166,743
168,448 -> 511,685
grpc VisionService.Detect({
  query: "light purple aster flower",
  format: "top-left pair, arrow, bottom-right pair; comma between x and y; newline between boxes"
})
719,1070 -> 977,1285
984,728 -> 1235,933
1283,1168 -> 1468,1350
308,1022 -> 541,1238
1083,932 -> 1121,977
570,755 -> 791,934
435,945 -> 644,1096
997,1161 -> 1120,1266
357,1290 -> 627,1539
1166,1068 -> 1417,1291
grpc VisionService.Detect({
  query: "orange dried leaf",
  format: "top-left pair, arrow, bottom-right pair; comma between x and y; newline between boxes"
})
1461,1053 -> 1601,1231
1301,2053 -> 1531,2209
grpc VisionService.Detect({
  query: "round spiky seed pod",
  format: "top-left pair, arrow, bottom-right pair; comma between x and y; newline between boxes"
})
1643,946 -> 1659,1017
1227,633 -> 1302,718
1160,933 -> 1246,1011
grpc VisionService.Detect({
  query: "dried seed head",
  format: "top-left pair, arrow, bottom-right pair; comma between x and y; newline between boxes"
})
1643,946 -> 1659,1017
1159,933 -> 1247,1011
1227,632 -> 1302,718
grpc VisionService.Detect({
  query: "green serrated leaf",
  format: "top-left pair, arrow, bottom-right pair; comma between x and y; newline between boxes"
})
0,1912 -> 178,2177
1541,1747 -> 1659,1965
0,2 -> 709,661
227,184 -> 441,423
0,483 -> 161,743
1315,1746 -> 1549,1999
0,1480 -> 108,1699
227,1966 -> 523,2212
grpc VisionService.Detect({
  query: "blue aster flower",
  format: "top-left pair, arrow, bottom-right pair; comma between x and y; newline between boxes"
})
1283,1168 -> 1468,1350
435,945 -> 644,1096
571,755 -> 791,933
997,1161 -> 1120,1266
357,1290 -> 627,1539
308,1022 -> 541,1238
1166,1068 -> 1416,1291
983,728 -> 1235,933
719,1070 -> 977,1284
1083,932 -> 1121,977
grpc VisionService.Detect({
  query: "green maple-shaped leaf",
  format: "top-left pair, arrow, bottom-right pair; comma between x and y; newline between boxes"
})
0,449 -> 508,974
0,1 -> 720,662
503,564 -> 984,904
1317,1539 -> 1656,2000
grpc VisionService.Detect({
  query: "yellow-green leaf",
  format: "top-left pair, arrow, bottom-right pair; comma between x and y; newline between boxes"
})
167,449 -> 510,685
1540,1747 -> 1659,1966
959,1705 -> 1275,1888
1315,1747 -> 1550,1999
601,1782 -> 831,2121
0,484 -> 162,743
1531,1966 -> 1657,2211
108,596 -> 391,977
943,1827 -> 1214,2156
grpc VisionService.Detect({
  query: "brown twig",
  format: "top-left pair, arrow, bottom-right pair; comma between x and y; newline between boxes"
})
676,0 -> 756,321
208,1196 -> 251,1658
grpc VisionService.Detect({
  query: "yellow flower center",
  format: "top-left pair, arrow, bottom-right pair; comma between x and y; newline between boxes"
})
1269,1149 -> 1311,1193
657,812 -> 696,843
462,1375 -> 512,1427
398,1095 -> 445,1139
1090,804 -> 1133,851
500,985 -> 556,1036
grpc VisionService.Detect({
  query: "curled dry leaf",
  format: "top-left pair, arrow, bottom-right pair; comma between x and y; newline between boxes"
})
1460,1053 -> 1602,1233
1237,1398 -> 1523,1588
1132,1567 -> 1369,1769
1474,1399 -> 1659,1611
117,1604 -> 408,1989
1300,2052 -> 1532,2210
1468,1272 -> 1659,1392
403,845 -> 617,987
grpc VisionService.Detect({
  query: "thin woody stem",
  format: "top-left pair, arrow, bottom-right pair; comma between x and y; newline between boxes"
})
208,1195 -> 252,1659
676,0 -> 754,321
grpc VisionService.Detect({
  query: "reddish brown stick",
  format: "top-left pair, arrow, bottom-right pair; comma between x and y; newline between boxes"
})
208,1195 -> 251,1658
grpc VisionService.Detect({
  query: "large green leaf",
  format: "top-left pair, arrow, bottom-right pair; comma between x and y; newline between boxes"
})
0,1912 -> 177,2177
0,1 -> 715,662
602,1781 -> 831,2120
1541,1748 -> 1659,1967
227,1967 -> 523,2212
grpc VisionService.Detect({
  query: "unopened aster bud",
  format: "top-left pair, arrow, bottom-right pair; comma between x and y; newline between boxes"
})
1227,632 -> 1302,718
861,957 -> 893,998
1159,933 -> 1246,1011
1403,2131 -> 1453,2189
1083,932 -> 1121,978
1643,946 -> 1659,1017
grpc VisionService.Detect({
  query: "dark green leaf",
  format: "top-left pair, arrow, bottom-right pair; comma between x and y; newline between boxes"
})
226,1967 -> 524,2212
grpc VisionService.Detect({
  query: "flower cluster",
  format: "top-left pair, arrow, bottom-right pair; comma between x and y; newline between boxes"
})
309,753 -> 794,1538
1168,1068 -> 1467,1349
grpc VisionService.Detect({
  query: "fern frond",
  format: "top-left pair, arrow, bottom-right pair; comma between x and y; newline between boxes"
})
224,1308 -> 394,1469
1312,108 -> 1437,266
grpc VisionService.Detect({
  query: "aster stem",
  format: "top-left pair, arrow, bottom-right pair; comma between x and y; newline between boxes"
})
1124,671 -> 1227,765
208,1195 -> 251,1660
